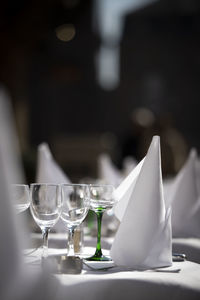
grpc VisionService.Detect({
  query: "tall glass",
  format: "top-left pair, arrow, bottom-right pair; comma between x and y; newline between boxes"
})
30,184 -> 62,258
60,184 -> 89,256
11,184 -> 30,214
86,184 -> 115,261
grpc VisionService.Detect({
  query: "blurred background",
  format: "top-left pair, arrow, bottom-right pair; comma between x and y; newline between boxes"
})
0,0 -> 200,183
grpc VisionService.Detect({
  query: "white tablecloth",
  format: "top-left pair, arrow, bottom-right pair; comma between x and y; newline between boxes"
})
27,236 -> 200,300
55,260 -> 200,300
173,238 -> 200,264
31,233 -> 200,264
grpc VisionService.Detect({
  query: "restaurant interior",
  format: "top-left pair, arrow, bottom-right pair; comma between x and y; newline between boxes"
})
0,1 -> 200,299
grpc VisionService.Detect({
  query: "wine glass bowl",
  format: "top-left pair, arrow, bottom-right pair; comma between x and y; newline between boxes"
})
61,184 -> 89,256
30,184 -> 62,258
30,184 -> 61,229
89,185 -> 115,213
86,184 -> 115,261
11,184 -> 30,214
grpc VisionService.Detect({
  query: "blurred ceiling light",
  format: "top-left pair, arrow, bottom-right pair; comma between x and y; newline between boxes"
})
131,108 -> 155,127
55,24 -> 76,42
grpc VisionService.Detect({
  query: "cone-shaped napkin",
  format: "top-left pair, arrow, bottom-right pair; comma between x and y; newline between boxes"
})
0,87 -> 24,297
0,89 -> 61,300
114,158 -> 144,221
36,143 -> 71,184
0,88 -> 25,184
98,153 -> 122,187
110,136 -> 172,270
169,149 -> 200,237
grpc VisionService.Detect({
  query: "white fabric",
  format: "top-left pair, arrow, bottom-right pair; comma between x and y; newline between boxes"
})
0,88 -> 25,184
111,136 -> 172,269
169,149 -> 200,237
0,88 -> 61,300
173,238 -> 200,264
98,153 -> 123,187
25,241 -> 200,300
55,259 -> 200,300
36,143 -> 71,184
0,87 -> 23,298
31,232 -> 200,265
114,158 -> 144,221
22,238 -> 200,300
26,230 -> 200,300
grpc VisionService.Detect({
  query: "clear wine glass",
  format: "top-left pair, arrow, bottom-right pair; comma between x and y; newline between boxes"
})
86,184 -> 115,261
60,184 -> 89,256
11,184 -> 30,214
30,183 -> 62,258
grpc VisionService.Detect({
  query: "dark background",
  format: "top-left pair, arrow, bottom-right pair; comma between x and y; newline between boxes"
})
0,0 -> 200,181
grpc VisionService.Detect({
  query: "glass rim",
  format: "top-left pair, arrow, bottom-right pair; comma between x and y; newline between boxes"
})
88,184 -> 114,188
11,184 -> 29,187
30,183 -> 60,187
61,183 -> 88,187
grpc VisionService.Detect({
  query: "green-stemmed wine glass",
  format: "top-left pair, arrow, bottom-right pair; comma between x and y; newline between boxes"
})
86,184 -> 115,261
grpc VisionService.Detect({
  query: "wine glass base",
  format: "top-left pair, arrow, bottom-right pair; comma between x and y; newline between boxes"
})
85,255 -> 112,262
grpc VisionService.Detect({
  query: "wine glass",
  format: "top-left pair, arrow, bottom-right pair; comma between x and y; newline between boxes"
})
86,184 -> 115,261
30,184 -> 62,258
60,184 -> 89,256
11,184 -> 30,214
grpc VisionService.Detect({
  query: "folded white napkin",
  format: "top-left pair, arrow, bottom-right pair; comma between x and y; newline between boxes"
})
36,143 -> 71,184
0,87 -> 24,298
114,158 -> 144,221
0,88 -> 63,300
98,153 -> 123,187
169,149 -> 200,237
111,136 -> 172,270
0,88 -> 25,184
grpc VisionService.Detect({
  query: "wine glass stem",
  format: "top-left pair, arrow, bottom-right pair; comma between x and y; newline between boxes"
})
95,211 -> 103,256
68,227 -> 75,256
42,228 -> 49,258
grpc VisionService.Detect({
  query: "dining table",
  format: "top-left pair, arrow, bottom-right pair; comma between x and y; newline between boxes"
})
26,233 -> 200,300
